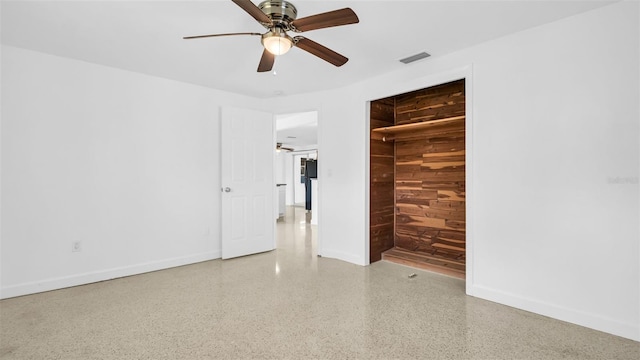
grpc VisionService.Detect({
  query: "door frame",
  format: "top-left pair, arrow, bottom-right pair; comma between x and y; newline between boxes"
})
364,65 -> 475,294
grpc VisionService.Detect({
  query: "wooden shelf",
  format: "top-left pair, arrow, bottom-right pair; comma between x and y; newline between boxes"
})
371,115 -> 465,141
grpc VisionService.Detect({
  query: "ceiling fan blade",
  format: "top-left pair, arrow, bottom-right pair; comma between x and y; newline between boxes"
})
291,8 -> 359,32
294,37 -> 348,67
257,49 -> 275,72
232,0 -> 272,25
276,143 -> 295,152
183,32 -> 261,40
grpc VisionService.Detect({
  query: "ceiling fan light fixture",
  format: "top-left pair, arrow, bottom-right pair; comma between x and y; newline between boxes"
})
262,29 -> 293,55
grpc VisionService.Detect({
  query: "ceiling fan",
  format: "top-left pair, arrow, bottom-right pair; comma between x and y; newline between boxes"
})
183,0 -> 359,72
276,143 -> 294,152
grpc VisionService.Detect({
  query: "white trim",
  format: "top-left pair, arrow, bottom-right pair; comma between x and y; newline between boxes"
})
0,251 -> 220,300
315,106 -> 323,257
463,65 -> 475,294
471,284 -> 640,341
363,101 -> 371,265
0,39 -> 3,304
321,249 -> 365,266
272,113 -> 278,248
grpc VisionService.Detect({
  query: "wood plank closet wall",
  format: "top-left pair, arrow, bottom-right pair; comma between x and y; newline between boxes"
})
370,98 -> 395,262
369,79 -> 466,278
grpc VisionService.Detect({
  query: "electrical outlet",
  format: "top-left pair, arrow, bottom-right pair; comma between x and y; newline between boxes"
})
71,241 -> 82,252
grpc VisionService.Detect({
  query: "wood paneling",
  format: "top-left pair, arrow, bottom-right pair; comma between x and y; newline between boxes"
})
369,97 -> 395,263
394,79 -> 465,273
394,81 -> 465,125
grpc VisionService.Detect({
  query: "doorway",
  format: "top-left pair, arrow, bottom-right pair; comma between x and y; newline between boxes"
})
274,110 -> 319,231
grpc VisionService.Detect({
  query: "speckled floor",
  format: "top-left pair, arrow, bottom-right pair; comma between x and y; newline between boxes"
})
1,206 -> 638,359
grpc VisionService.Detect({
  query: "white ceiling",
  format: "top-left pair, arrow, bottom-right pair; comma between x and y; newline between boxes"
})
276,111 -> 317,150
1,0 -> 615,99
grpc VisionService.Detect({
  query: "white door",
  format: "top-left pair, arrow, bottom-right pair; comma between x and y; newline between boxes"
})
221,107 -> 275,259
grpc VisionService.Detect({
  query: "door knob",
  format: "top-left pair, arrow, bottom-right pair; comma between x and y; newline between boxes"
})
224,187 -> 231,193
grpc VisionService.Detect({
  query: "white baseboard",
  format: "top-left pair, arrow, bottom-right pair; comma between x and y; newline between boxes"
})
320,249 -> 365,266
0,251 -> 221,299
469,284 -> 639,342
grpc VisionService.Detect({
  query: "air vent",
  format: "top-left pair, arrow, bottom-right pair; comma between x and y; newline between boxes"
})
399,52 -> 431,64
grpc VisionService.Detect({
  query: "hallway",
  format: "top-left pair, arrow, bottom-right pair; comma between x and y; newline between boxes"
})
0,207 -> 638,359
276,205 -> 317,258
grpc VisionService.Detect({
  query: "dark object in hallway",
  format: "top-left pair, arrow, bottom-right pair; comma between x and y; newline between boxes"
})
303,159 -> 317,210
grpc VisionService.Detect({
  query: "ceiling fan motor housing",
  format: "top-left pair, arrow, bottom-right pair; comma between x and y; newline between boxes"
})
259,0 -> 298,28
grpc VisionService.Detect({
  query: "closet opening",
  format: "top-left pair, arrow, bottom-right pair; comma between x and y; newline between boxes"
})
369,79 -> 466,279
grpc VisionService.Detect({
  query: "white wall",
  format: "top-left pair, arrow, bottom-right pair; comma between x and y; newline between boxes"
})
293,154 -> 305,205
275,151 -> 286,184
284,152 -> 294,205
0,33 -> 4,298
275,150 -> 297,206
0,45 -> 263,298
272,2 -> 639,341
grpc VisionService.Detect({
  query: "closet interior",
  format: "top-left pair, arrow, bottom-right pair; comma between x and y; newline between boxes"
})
369,79 -> 466,279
